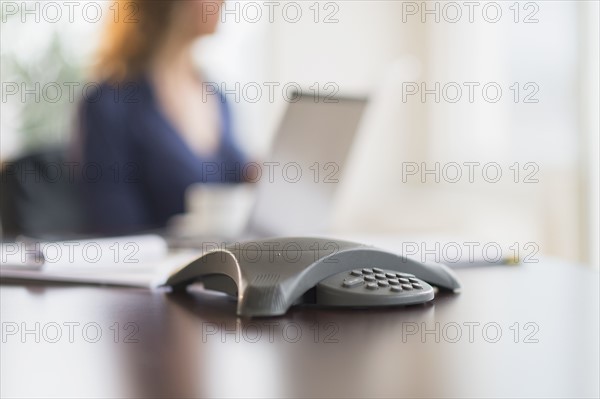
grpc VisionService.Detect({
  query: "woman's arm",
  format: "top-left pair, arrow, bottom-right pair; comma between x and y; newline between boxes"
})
215,91 -> 250,183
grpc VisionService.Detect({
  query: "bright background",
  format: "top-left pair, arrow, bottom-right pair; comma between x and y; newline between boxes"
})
1,1 -> 598,266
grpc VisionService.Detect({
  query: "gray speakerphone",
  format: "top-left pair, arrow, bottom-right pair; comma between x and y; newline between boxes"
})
166,237 -> 461,317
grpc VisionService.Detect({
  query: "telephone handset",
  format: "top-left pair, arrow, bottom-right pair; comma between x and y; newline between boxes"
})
166,237 -> 461,317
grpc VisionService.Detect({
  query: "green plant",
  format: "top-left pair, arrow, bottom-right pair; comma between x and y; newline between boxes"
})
1,13 -> 84,151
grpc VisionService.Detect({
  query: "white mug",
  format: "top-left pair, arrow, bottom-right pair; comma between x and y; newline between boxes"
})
170,183 -> 255,238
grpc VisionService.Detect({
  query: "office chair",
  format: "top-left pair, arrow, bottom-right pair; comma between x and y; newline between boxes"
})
0,147 -> 85,239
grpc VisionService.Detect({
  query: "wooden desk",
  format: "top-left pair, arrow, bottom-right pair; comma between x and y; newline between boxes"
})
1,259 -> 598,398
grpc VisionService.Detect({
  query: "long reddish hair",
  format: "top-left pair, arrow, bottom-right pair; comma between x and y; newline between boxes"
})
94,0 -> 181,82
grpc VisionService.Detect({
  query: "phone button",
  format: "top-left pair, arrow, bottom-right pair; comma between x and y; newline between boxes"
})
362,268 -> 374,274
350,270 -> 363,276
398,278 -> 410,284
364,275 -> 376,282
412,283 -> 423,290
401,284 -> 413,290
388,279 -> 400,285
343,277 -> 365,288
372,268 -> 384,273
396,273 -> 415,278
391,286 -> 403,292
377,281 -> 389,287
375,273 -> 386,280
366,283 -> 379,290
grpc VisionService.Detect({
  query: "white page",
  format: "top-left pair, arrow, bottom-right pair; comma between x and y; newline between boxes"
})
0,235 -> 203,288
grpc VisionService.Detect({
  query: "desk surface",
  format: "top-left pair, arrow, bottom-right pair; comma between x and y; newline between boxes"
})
1,259 -> 598,398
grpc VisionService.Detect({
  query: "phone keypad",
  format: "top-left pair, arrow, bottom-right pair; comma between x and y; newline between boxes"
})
341,269 -> 424,293
316,266 -> 434,308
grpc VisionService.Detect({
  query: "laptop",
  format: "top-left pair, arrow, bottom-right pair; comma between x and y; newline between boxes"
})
248,92 -> 367,236
169,91 -> 368,243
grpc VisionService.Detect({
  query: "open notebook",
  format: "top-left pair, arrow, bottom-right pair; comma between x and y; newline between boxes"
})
0,235 -> 207,288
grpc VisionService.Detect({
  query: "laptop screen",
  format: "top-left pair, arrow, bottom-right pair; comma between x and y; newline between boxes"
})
249,92 -> 368,236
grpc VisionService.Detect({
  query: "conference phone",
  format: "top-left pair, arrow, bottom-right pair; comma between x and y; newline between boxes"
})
166,237 -> 461,317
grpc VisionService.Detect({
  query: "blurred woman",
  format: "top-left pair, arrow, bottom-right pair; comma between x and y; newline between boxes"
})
74,0 -> 247,234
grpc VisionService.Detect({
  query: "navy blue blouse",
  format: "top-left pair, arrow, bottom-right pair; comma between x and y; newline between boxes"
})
75,78 -> 247,234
